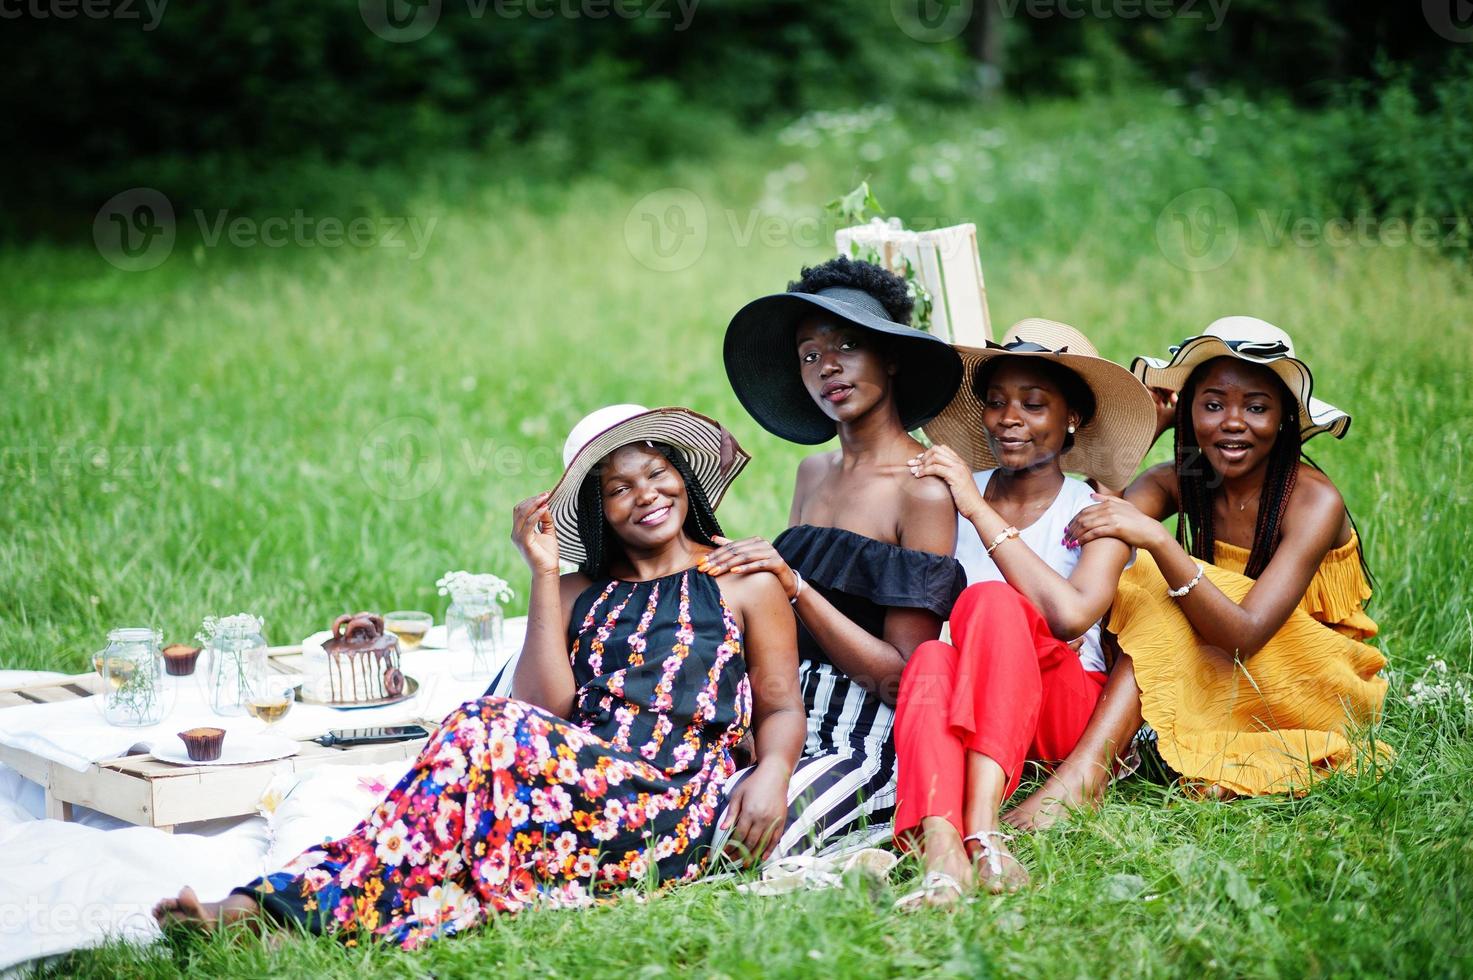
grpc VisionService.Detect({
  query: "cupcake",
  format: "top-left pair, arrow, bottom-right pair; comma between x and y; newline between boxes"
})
161,643 -> 202,676
177,727 -> 226,762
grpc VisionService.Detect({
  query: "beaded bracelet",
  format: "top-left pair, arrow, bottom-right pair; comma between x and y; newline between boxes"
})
985,526 -> 1021,557
1166,563 -> 1205,598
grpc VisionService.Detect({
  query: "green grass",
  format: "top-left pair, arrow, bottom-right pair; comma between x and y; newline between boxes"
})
4,91 -> 1472,976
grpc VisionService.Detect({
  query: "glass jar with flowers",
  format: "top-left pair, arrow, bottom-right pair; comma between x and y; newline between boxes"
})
198,613 -> 268,716
439,570 -> 514,682
96,627 -> 167,727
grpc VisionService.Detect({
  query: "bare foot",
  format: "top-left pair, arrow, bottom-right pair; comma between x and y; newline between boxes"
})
153,886 -> 263,932
965,831 -> 1029,894
915,817 -> 974,908
1002,763 -> 1106,832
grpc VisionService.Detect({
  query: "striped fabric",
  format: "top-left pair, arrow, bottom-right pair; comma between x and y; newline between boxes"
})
711,524 -> 966,860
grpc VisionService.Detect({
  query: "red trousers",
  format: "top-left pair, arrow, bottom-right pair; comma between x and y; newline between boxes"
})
894,581 -> 1107,841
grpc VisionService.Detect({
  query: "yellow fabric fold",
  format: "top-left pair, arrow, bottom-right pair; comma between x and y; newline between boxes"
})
1109,536 -> 1390,796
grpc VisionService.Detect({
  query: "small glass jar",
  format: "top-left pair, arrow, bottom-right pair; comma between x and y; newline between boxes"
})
204,617 -> 268,716
447,595 -> 505,681
97,627 -> 166,727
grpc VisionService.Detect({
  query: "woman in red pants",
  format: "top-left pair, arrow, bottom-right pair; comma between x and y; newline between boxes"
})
896,319 -> 1156,904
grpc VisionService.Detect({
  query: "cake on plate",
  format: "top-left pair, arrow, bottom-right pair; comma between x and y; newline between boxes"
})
322,612 -> 406,703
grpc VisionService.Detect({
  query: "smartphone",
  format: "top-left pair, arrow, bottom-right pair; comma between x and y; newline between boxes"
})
318,724 -> 429,747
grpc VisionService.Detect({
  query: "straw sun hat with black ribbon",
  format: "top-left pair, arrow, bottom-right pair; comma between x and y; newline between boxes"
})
545,405 -> 750,566
1131,315 -> 1350,442
724,286 -> 964,444
922,318 -> 1157,491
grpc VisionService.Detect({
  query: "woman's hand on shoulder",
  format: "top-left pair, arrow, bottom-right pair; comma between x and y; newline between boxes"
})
511,491 -> 560,576
907,444 -> 984,521
1066,493 -> 1170,551
700,535 -> 800,600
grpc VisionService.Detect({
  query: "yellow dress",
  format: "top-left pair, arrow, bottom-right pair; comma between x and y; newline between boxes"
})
1109,534 -> 1390,796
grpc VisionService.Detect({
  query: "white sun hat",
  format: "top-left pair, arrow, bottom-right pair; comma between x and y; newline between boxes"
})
1132,316 -> 1350,441
547,405 -> 750,565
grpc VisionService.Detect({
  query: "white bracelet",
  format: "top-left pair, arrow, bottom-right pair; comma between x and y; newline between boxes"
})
983,524 -> 1019,554
789,571 -> 805,605
1166,563 -> 1205,598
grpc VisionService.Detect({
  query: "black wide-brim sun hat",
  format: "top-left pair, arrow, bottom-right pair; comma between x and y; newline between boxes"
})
723,286 -> 965,444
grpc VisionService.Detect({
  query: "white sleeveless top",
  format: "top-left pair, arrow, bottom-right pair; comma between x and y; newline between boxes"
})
954,470 -> 1107,673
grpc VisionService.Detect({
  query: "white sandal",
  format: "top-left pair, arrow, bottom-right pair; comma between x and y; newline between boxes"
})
734,848 -> 899,897
964,830 -> 1027,892
893,870 -> 967,911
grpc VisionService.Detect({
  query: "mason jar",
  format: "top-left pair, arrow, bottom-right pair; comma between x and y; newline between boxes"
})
97,627 -> 166,727
205,619 -> 268,716
447,595 -> 505,682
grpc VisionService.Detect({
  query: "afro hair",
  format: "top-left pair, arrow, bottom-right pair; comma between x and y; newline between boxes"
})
787,255 -> 914,326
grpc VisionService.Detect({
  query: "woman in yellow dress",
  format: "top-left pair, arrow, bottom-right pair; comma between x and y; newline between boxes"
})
1004,316 -> 1388,825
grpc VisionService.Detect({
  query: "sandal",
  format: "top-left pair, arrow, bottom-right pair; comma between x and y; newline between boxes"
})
964,830 -> 1029,893
893,870 -> 967,911
734,848 -> 899,897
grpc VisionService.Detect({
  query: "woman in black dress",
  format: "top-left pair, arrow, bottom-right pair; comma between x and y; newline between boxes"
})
706,258 -> 967,856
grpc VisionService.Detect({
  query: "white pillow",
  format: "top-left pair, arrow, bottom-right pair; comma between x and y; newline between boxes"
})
261,760 -> 406,869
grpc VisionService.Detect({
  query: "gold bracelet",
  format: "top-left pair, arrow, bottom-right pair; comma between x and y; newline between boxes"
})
985,525 -> 1021,557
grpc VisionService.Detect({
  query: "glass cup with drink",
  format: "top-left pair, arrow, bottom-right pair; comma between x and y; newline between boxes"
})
385,611 -> 433,651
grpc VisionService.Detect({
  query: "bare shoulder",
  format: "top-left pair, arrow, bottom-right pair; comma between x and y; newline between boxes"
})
1139,461 -> 1177,492
906,471 -> 957,505
558,571 -> 594,603
897,474 -> 959,556
713,569 -> 790,621
1124,461 -> 1179,516
1287,462 -> 1347,532
796,450 -> 838,483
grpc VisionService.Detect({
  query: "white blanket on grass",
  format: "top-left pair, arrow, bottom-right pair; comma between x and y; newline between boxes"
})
0,641 -> 519,975
0,753 -> 413,975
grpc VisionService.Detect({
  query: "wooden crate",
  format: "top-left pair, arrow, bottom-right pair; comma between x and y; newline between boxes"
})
835,221 -> 993,347
0,652 -> 436,832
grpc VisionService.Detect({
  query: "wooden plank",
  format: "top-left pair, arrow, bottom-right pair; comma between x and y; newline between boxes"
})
45,794 -> 73,822
12,684 -> 88,704
0,743 -> 56,786
915,241 -> 951,342
47,763 -> 158,827
0,671 -> 96,693
928,224 -> 991,347
269,656 -> 306,675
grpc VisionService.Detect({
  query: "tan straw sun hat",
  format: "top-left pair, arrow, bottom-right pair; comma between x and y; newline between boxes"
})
922,318 -> 1157,490
546,405 -> 750,566
1131,315 -> 1350,441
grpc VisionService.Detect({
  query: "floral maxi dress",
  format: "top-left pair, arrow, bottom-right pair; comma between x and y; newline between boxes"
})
236,569 -> 751,948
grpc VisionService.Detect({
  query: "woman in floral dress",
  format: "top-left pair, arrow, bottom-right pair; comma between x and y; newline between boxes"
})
155,406 -> 804,947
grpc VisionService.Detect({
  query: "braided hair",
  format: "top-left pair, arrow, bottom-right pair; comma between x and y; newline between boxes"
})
574,442 -> 724,578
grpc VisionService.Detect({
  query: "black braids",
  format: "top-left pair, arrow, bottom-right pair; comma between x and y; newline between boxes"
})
575,466 -> 612,578
1243,396 -> 1302,579
1173,375 -> 1216,565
